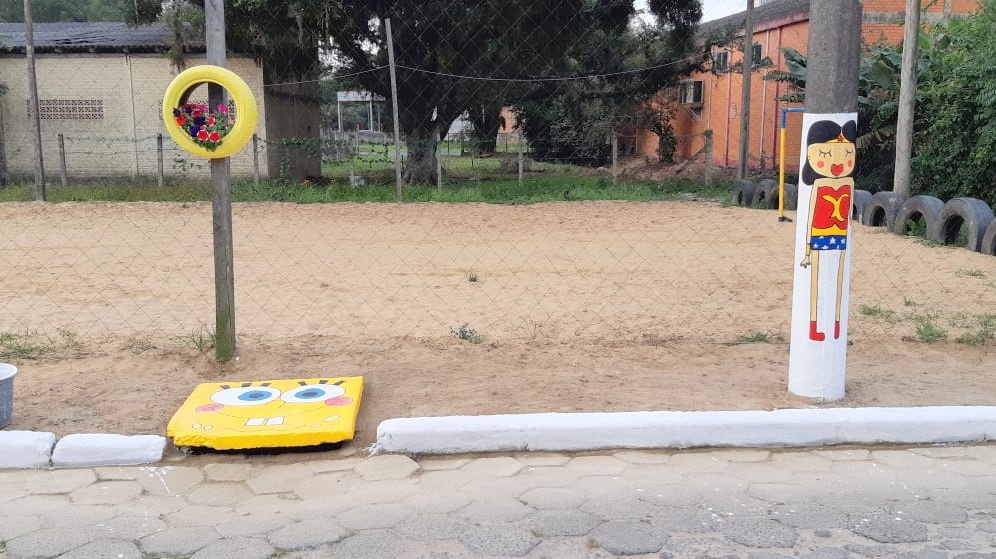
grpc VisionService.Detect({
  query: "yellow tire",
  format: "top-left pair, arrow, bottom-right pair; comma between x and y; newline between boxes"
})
162,65 -> 258,159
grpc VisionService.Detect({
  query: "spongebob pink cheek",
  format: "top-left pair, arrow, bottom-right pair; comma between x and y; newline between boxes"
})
196,403 -> 225,412
325,396 -> 353,406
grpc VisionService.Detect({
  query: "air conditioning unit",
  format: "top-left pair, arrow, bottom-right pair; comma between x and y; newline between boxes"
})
678,80 -> 704,107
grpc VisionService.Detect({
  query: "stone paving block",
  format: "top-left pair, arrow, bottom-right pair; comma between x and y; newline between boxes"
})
747,482 -> 811,504
307,457 -> 366,473
461,476 -> 530,500
134,465 -> 205,495
394,512 -> 474,541
247,463 -> 313,494
459,456 -> 524,477
891,500 -> 968,524
113,494 -> 185,517
5,527 -> 92,559
909,446 -> 969,458
612,450 -> 672,465
623,463 -> 686,484
512,465 -> 580,489
3,494 -> 71,515
646,505 -> 719,533
710,449 -> 772,462
581,495 -> 653,521
203,462 -> 256,482
190,536 -> 275,559
847,513 -> 930,543
401,490 -> 472,513
937,458 -> 996,477
87,515 -> 169,540
718,518 -> 800,548
165,505 -> 236,528
267,518 -> 350,550
57,539 -> 143,559
767,504 -> 849,530
513,452 -> 571,467
39,505 -> 117,529
52,434 -> 165,468
528,509 -> 601,536
356,454 -> 420,481
0,482 -> 26,505
25,469 -> 97,494
566,455 -> 628,476
588,520 -> 665,555
727,462 -> 798,483
344,477 -> 420,505
767,451 -> 835,472
293,470 -> 361,500
0,431 -> 55,469
216,513 -> 292,537
518,487 -> 587,510
335,502 -> 413,530
459,498 -> 535,522
186,482 -> 253,506
815,448 -> 872,462
458,523 -> 541,557
0,515 -> 42,542
139,526 -> 221,556
69,480 -> 143,505
331,530 -> 409,559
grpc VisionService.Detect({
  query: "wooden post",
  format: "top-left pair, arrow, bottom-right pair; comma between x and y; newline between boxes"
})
206,0 -> 236,362
704,130 -> 713,188
611,132 -> 619,186
518,136 -> 524,186
893,0 -> 921,197
252,133 -> 260,184
385,18 -> 404,202
737,0 -> 754,181
788,0 -> 863,401
57,133 -> 67,188
157,133 -> 164,188
24,0 -> 45,201
435,128 -> 442,191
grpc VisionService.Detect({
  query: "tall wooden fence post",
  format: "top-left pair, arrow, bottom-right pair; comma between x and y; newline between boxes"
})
156,133 -> 164,188
57,133 -> 68,188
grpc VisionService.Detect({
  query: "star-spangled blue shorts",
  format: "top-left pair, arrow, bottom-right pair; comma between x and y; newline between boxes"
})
810,235 -> 847,250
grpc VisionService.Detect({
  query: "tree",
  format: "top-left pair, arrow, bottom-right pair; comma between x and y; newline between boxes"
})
0,0 -> 125,22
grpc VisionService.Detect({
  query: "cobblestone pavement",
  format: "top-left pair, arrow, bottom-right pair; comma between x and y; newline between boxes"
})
3,444 -> 996,558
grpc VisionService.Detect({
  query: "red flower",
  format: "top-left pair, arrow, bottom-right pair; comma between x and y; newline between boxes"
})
208,131 -> 221,142
197,129 -> 209,141
208,116 -> 216,126
175,115 -> 186,126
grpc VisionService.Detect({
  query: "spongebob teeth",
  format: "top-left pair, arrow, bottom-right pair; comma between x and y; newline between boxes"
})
245,417 -> 285,427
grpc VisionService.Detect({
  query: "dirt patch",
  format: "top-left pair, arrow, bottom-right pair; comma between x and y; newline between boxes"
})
2,200 -> 995,451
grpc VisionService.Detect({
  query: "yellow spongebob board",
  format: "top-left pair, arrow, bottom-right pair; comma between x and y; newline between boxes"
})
167,376 -> 363,450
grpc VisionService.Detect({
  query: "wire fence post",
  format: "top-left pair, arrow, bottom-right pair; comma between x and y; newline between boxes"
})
435,128 -> 442,191
518,136 -> 524,186
57,133 -> 67,188
385,18 -> 404,202
704,129 -> 713,188
156,133 -> 164,188
24,0 -> 45,201
252,133 -> 260,184
206,0 -> 236,362
611,131 -> 619,186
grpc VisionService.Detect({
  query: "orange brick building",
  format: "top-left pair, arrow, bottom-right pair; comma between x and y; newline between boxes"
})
637,0 -> 980,174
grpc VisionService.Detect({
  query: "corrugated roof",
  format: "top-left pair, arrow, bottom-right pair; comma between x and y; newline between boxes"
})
700,0 -> 810,36
0,22 -> 203,53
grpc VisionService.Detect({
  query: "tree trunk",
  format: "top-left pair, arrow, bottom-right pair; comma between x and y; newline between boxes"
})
403,123 -> 440,184
468,104 -> 503,155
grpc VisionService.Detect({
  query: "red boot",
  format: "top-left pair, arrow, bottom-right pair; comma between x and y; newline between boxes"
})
834,321 -> 841,339
810,321 -> 826,341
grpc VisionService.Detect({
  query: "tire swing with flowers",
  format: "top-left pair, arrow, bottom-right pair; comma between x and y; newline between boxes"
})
162,65 -> 258,159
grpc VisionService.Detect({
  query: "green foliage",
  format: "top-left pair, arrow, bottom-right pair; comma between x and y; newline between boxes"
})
450,323 -> 483,344
733,331 -> 780,343
0,0 -> 125,22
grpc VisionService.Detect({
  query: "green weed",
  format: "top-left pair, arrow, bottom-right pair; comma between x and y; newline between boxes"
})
189,326 -> 216,353
956,268 -> 986,278
954,313 -> 996,345
858,304 -> 899,323
903,315 -> 948,343
733,331 -> 780,343
467,272 -> 480,283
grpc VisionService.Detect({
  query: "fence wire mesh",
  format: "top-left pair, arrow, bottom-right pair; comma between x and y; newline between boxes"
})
1,0 -> 995,363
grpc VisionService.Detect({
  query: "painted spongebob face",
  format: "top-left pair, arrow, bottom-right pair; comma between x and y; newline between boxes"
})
167,376 -> 364,450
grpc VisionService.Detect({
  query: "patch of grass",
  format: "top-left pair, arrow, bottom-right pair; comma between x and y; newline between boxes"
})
0,329 -> 81,360
903,315 -> 948,343
733,331 -> 781,343
858,304 -> 899,323
467,272 -> 479,283
954,313 -> 996,345
450,323 -> 483,344
955,268 -> 986,278
901,217 -> 928,237
903,297 -> 917,307
188,326 -> 216,353
917,238 -> 947,248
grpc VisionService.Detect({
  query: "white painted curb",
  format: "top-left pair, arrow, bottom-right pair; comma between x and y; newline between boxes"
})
376,406 -> 996,455
0,431 -> 56,469
51,434 -> 166,468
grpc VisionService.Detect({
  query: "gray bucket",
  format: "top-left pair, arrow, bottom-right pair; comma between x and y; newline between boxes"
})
0,363 -> 16,429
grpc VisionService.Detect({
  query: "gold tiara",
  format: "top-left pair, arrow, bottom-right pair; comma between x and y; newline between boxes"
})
828,131 -> 849,143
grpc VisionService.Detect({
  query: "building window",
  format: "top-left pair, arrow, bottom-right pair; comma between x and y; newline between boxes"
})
678,80 -> 704,106
712,50 -> 729,72
27,99 -> 104,120
751,43 -> 763,68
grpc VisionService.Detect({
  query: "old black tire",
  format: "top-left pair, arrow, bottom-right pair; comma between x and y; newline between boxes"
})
981,219 -> 996,256
928,197 -> 995,252
850,190 -> 872,224
733,180 -> 756,207
783,184 -> 798,211
862,191 -> 907,230
891,195 -> 944,237
755,179 -> 778,209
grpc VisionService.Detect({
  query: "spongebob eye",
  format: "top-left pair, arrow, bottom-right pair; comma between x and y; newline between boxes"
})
282,383 -> 346,403
210,386 -> 281,406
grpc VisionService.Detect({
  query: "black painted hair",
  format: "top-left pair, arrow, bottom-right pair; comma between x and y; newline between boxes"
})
801,119 -> 857,184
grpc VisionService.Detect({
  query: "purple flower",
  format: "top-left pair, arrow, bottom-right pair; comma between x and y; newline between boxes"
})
187,125 -> 200,138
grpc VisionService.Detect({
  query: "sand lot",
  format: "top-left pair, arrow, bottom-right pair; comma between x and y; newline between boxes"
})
2,200 -> 995,449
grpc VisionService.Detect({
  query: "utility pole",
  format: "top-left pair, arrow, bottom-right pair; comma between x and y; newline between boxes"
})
205,0 -> 236,362
24,0 -> 45,200
736,0 -> 754,181
385,18 -> 404,203
787,0 -> 863,402
893,0 -> 921,197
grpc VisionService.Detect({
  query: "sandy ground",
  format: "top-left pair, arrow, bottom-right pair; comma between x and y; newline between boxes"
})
2,199 -> 995,451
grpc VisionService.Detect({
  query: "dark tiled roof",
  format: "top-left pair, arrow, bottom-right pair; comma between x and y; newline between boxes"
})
0,22 -> 203,53
700,0 -> 810,36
